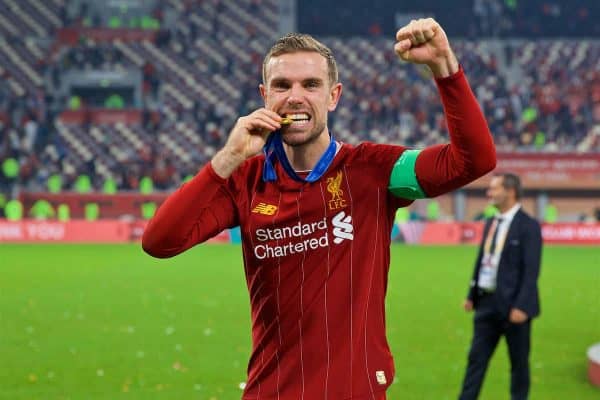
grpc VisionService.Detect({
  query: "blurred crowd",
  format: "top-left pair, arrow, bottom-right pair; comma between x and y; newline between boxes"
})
0,0 -> 599,202
300,0 -> 600,38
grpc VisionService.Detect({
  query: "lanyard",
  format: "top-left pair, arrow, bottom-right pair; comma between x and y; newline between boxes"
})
484,218 -> 508,255
262,131 -> 337,183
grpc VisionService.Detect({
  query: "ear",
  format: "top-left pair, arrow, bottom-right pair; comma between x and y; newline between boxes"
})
328,83 -> 343,112
259,83 -> 267,103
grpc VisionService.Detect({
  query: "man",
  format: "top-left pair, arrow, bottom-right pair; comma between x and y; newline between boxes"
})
459,173 -> 542,400
143,18 -> 496,399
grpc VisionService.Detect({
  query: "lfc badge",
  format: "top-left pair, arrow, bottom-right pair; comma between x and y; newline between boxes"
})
327,171 -> 347,211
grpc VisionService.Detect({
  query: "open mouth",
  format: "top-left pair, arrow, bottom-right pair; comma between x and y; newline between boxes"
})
281,113 -> 311,125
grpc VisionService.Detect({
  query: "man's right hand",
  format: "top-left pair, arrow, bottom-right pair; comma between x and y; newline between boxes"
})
463,299 -> 473,312
212,108 -> 283,179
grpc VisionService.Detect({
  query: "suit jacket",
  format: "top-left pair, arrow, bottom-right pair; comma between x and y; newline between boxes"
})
467,208 -> 543,319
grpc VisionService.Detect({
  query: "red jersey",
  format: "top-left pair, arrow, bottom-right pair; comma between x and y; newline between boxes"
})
228,142 -> 408,399
142,68 -> 496,399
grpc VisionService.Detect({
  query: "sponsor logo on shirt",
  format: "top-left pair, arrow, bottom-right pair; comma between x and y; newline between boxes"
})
252,202 -> 278,216
376,370 -> 387,385
326,171 -> 347,211
252,211 -> 354,260
332,211 -> 353,244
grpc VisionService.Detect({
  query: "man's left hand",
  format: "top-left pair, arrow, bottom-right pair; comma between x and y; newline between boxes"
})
394,18 -> 459,78
509,308 -> 528,324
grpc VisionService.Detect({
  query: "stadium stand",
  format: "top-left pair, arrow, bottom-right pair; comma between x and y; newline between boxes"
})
0,0 -> 598,221
299,0 -> 600,38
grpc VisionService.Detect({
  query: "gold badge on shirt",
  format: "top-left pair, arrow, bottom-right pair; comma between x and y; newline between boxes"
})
327,171 -> 347,211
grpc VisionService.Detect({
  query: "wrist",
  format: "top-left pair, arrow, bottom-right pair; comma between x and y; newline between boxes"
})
428,50 -> 459,78
211,148 -> 246,179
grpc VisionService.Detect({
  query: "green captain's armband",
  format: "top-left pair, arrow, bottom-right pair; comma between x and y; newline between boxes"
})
388,149 -> 427,199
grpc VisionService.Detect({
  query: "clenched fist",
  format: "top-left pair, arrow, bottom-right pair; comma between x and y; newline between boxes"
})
211,108 -> 283,178
394,18 -> 459,78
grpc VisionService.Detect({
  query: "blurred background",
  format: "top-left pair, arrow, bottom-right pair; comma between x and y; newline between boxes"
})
0,0 -> 598,224
0,0 -> 598,399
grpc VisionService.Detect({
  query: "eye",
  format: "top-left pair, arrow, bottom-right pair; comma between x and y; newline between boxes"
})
271,80 -> 290,91
305,80 -> 321,89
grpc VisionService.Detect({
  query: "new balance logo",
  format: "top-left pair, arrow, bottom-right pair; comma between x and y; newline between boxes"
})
252,203 -> 278,216
332,211 -> 353,244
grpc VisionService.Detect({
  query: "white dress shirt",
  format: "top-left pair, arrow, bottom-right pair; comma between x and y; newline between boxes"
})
477,203 -> 521,290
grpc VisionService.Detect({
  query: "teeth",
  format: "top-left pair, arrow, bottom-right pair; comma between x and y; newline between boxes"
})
285,113 -> 310,121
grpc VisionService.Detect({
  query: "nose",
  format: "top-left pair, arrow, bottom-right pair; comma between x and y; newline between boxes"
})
287,83 -> 304,105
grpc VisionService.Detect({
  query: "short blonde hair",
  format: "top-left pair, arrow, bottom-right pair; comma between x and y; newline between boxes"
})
262,33 -> 338,86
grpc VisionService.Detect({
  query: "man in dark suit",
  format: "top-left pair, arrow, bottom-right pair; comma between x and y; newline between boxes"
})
458,173 -> 542,400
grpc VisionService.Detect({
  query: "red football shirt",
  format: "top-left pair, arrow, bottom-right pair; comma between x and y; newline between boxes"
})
142,68 -> 496,399
228,142 -> 408,399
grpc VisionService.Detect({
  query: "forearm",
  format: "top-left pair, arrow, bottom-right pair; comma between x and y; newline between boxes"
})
142,163 -> 235,258
415,67 -> 496,197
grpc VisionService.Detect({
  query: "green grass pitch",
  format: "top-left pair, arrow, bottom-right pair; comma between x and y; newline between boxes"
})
1,244 -> 598,399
